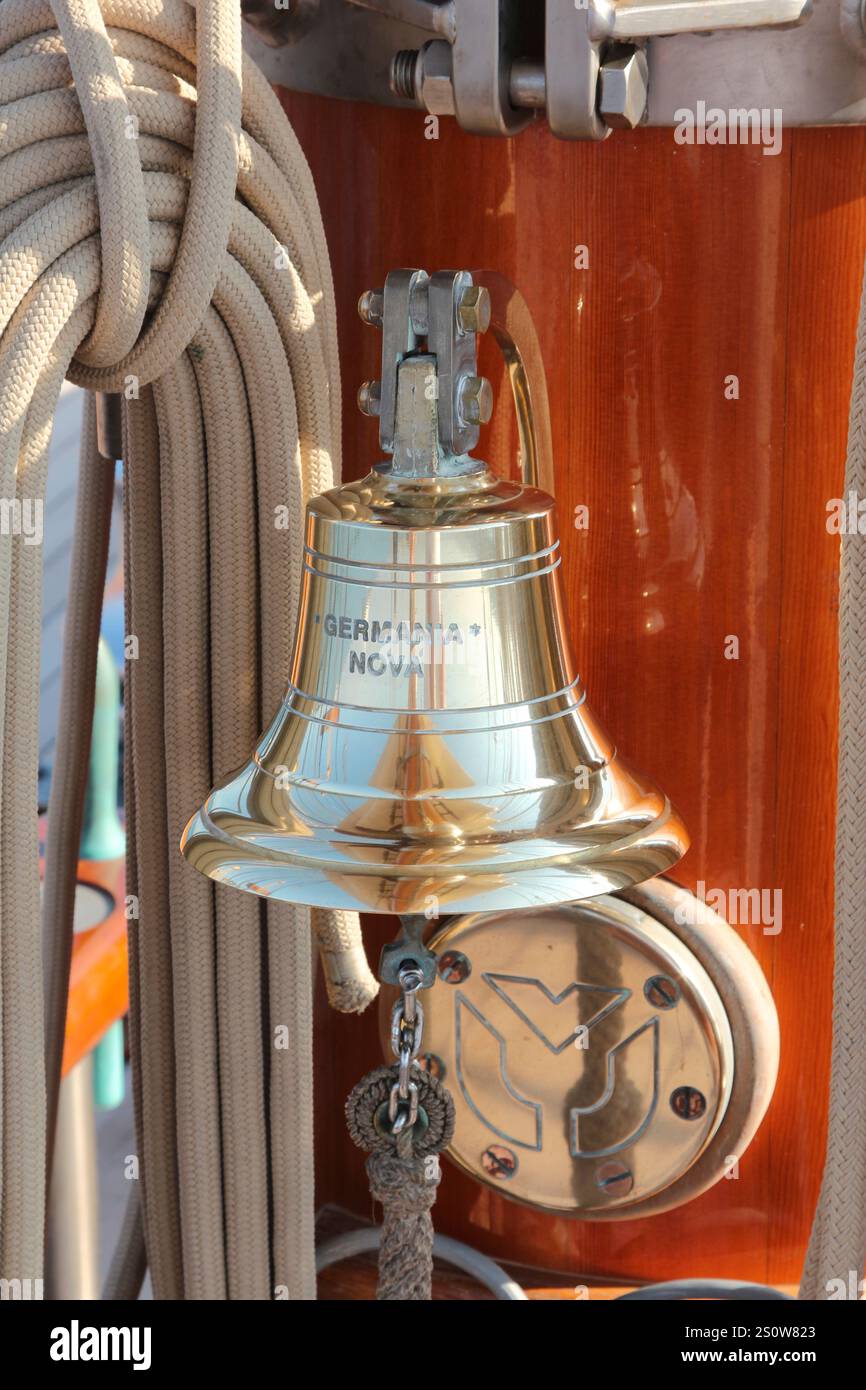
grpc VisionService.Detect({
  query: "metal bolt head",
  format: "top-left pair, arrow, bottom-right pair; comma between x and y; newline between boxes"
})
644,974 -> 680,1010
457,285 -> 492,336
457,375 -> 494,427
420,1052 -> 446,1081
437,949 -> 471,985
357,288 -> 384,327
670,1086 -> 707,1120
595,1160 -> 634,1197
481,1145 -> 518,1180
357,380 -> 382,417
418,40 -> 455,117
599,46 -> 649,132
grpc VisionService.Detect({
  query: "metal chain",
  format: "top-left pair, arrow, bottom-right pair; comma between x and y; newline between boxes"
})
388,965 -> 424,1136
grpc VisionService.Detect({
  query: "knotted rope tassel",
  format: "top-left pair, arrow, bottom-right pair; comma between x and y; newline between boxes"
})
346,1064 -> 455,1301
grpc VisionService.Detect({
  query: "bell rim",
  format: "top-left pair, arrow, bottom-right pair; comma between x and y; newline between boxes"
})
180,797 -> 690,913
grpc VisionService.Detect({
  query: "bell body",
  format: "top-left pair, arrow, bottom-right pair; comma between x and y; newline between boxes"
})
181,464 -> 688,912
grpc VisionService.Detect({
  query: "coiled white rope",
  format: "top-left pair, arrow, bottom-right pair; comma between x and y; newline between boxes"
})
800,253 -> 866,1301
0,0 -> 376,1297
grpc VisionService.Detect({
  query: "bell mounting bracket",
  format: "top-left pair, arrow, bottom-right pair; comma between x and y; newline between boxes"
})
240,0 -> 846,142
359,267 -> 493,462
379,914 -> 440,988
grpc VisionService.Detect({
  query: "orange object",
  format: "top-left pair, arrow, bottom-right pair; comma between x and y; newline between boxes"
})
38,834 -> 129,1076
40,816 -> 129,1072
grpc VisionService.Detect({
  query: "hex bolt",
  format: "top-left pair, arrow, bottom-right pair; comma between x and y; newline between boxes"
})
643,974 -> 680,1010
481,1145 -> 518,1180
357,380 -> 382,417
595,1160 -> 634,1198
415,40 -> 456,117
598,46 -> 649,132
457,375 -> 494,427
457,285 -> 492,336
357,288 -> 385,327
390,49 -> 421,102
670,1086 -> 707,1121
437,950 -> 471,984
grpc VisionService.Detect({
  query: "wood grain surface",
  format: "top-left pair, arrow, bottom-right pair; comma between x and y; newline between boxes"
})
278,91 -> 865,1288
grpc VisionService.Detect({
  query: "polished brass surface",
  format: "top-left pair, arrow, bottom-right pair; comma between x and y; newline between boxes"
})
407,898 -> 734,1215
181,268 -> 688,912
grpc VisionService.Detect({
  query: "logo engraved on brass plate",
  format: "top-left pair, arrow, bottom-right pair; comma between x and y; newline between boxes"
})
484,973 -> 630,1053
418,900 -> 734,1214
569,1016 -> 659,1159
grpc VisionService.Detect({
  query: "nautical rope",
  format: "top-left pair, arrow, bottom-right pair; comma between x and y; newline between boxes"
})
800,253 -> 866,1301
0,0 -> 376,1297
346,1064 -> 455,1301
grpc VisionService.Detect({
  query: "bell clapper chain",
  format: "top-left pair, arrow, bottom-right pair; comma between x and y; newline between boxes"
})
346,918 -> 455,1301
388,965 -> 424,1137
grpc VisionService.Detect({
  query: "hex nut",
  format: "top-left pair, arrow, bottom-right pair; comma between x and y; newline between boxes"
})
458,376 -> 494,427
457,285 -> 492,336
599,47 -> 649,132
418,40 -> 455,117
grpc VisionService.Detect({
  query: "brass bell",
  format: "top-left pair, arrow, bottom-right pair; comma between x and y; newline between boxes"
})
181,269 -> 688,913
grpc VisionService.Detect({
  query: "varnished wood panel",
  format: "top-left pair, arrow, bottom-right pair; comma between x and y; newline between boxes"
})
282,91 -> 865,1288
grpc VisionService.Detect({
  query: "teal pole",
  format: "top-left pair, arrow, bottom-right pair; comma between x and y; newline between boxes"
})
79,637 -> 125,861
92,1019 -> 126,1111
79,636 -> 126,1109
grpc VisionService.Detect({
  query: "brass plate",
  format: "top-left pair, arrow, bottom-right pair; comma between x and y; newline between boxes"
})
414,896 -> 735,1215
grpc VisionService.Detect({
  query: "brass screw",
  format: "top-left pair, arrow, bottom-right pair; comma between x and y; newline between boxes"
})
644,974 -> 680,1010
357,380 -> 382,417
420,1053 -> 446,1081
595,1160 -> 634,1197
457,285 -> 491,335
437,950 -> 471,984
481,1145 -> 517,1180
670,1086 -> 707,1120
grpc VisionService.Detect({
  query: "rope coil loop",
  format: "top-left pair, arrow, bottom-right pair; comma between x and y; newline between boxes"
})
0,0 -> 375,1297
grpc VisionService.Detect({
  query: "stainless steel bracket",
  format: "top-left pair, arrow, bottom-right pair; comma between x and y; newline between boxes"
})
242,0 -> 866,137
359,267 -> 493,461
378,268 -> 429,454
358,266 -> 557,491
